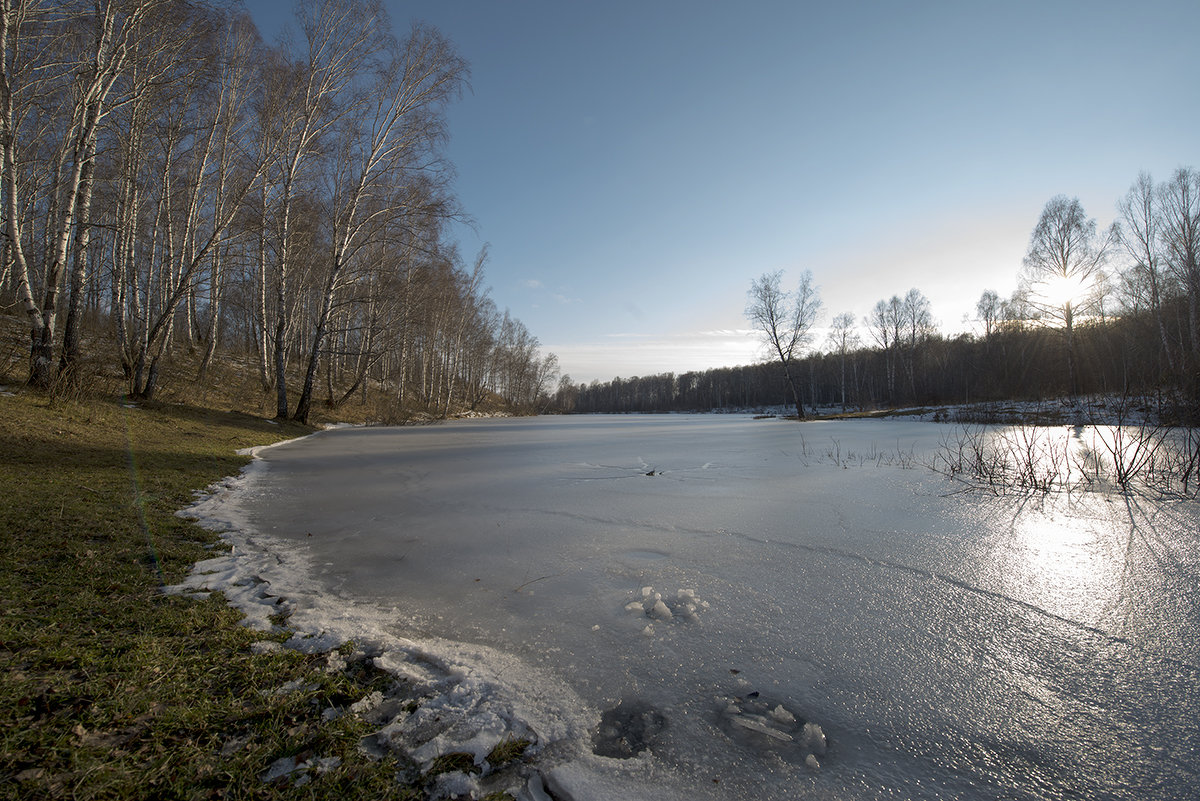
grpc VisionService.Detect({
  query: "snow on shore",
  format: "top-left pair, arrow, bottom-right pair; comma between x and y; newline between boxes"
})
171,436 -> 703,801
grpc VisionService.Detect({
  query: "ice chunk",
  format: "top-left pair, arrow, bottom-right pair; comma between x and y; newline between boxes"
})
522,773 -> 555,801
770,704 -> 796,725
731,715 -> 793,742
262,679 -> 317,696
350,690 -> 384,715
260,755 -> 302,782
310,756 -> 341,774
431,770 -> 480,800
627,585 -> 707,624
259,754 -> 341,784
800,722 -> 827,755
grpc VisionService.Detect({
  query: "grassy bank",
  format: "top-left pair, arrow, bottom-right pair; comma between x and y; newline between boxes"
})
0,391 -> 423,799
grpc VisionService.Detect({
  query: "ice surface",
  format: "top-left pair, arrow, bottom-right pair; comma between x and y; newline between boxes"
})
260,754 -> 341,785
175,415 -> 1200,800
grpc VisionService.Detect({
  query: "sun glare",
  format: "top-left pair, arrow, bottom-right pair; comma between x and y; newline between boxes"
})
1038,273 -> 1090,309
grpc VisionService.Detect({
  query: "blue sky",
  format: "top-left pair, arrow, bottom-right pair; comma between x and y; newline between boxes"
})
242,0 -> 1199,383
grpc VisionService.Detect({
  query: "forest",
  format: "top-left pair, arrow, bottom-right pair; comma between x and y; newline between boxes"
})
0,0 -> 560,422
568,176 -> 1200,424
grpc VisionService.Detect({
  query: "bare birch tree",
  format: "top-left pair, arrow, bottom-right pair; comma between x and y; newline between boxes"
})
1021,195 -> 1112,396
261,0 -> 375,418
4,0 -> 169,388
900,288 -> 934,399
1115,172 -> 1175,375
0,0 -> 560,418
1157,167 -> 1200,373
746,269 -> 822,418
826,310 -> 859,412
976,289 -> 1001,339
292,17 -> 465,423
866,295 -> 902,404
124,6 -> 271,399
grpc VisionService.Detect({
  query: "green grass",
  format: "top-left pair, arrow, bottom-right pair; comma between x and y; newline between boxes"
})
485,737 -> 532,768
0,391 -> 423,799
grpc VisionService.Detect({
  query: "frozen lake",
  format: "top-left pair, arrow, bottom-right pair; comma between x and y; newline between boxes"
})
195,414 -> 1200,800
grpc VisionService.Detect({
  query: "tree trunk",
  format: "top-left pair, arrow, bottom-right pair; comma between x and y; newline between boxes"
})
1065,304 -> 1079,396
197,247 -> 223,381
778,351 -> 805,419
292,264 -> 337,424
60,129 -> 99,377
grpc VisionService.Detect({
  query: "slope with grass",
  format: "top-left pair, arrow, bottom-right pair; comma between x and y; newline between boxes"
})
0,392 -> 442,799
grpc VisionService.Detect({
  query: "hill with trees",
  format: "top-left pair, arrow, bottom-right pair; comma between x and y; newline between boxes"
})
0,0 -> 559,421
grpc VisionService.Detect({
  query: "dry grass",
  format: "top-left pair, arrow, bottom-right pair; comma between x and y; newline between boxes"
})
0,386 -> 433,799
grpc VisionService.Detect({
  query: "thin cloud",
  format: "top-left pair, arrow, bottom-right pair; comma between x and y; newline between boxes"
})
550,329 -> 760,383
523,279 -> 577,304
700,328 -> 758,338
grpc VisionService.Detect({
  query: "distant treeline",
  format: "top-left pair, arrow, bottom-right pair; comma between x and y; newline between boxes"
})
564,171 -> 1200,422
563,301 -> 1195,419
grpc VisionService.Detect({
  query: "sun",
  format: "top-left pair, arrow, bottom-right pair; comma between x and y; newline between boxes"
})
1038,272 -> 1091,309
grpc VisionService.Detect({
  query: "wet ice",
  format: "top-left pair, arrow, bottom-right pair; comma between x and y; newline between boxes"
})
175,414 -> 1200,801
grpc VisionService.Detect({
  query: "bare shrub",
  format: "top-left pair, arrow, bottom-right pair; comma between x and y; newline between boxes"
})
0,334 -> 23,383
823,437 -> 915,470
932,424 -> 1074,494
1078,393 -> 1197,495
932,418 -> 1200,499
1139,426 -> 1200,498
47,355 -> 123,405
930,425 -> 1010,493
1081,425 -> 1171,490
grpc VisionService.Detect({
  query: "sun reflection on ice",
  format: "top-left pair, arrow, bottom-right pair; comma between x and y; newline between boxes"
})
994,494 -> 1124,628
